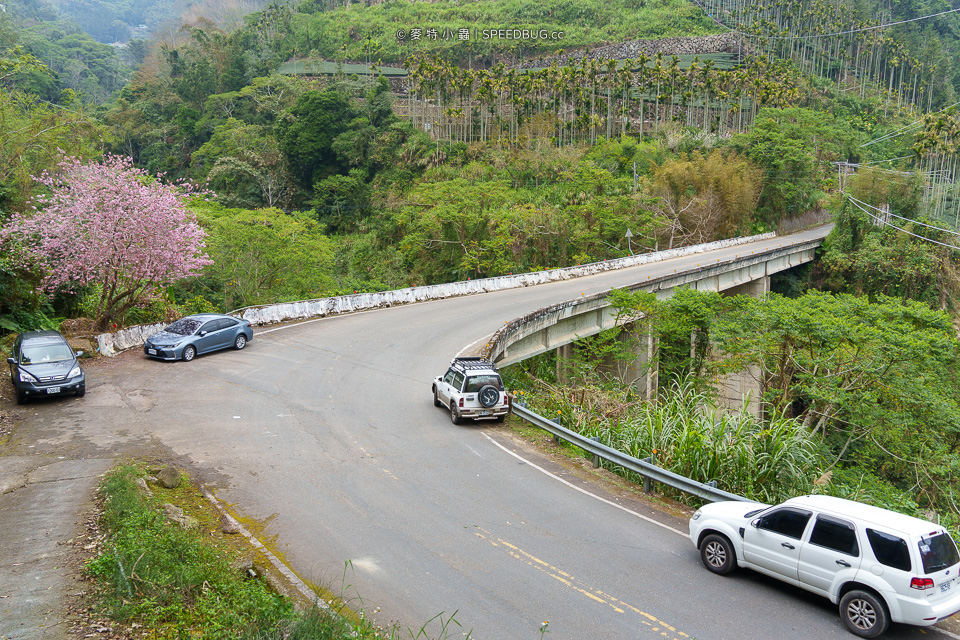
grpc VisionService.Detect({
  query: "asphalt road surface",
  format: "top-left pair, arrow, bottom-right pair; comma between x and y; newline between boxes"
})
20,225 -> 960,639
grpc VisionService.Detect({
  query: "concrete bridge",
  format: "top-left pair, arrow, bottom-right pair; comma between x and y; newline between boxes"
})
482,226 -> 829,410
484,228 -> 826,368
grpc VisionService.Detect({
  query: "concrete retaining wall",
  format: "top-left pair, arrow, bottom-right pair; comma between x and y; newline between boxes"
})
95,232 -> 775,357
95,322 -> 167,358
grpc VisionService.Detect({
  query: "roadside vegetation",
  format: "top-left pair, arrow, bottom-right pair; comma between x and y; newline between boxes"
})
88,464 -> 470,639
502,286 -> 960,535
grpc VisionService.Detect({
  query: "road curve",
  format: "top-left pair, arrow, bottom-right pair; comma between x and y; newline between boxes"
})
33,225 -> 955,639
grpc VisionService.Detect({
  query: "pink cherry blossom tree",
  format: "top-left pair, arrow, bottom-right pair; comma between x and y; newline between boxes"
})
2,154 -> 212,330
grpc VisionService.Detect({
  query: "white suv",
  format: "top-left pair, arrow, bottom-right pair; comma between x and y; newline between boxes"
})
432,357 -> 510,424
689,495 -> 960,637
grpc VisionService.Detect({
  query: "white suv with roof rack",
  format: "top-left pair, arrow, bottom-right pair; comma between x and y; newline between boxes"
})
689,494 -> 960,637
432,357 -> 510,424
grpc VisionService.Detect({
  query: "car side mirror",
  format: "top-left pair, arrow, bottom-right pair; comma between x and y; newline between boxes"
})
75,351 -> 84,358
6,357 -> 15,365
200,331 -> 207,336
750,518 -> 761,528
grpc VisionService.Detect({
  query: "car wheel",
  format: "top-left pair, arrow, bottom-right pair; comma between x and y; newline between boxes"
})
840,590 -> 889,638
234,334 -> 247,350
182,345 -> 196,362
76,384 -> 85,398
494,415 -> 505,423
450,402 -> 463,425
700,534 -> 736,575
433,388 -> 442,407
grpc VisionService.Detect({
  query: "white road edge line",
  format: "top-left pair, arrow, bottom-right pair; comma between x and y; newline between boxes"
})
481,432 -> 687,537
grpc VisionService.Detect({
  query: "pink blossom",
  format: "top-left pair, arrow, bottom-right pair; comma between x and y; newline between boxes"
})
2,154 -> 213,328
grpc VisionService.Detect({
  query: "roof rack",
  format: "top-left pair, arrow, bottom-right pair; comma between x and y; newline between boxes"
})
451,356 -> 498,372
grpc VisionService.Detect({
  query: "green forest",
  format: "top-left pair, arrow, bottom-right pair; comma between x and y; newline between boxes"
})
3,0 -> 960,543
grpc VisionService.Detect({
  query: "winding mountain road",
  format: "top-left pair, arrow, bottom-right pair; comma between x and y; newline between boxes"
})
24,224 -> 958,639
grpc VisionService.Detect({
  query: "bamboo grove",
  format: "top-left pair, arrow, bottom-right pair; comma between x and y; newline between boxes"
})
700,0 -> 955,116
399,53 -> 805,145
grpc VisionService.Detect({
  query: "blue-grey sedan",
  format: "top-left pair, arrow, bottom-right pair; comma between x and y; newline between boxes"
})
143,314 -> 253,361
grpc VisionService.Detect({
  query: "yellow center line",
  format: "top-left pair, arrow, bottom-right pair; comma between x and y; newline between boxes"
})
474,528 -> 690,639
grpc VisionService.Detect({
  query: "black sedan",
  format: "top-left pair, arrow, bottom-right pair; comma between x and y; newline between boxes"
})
7,330 -> 85,404
143,314 -> 253,361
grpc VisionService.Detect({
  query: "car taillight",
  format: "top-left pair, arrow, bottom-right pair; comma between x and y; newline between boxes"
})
911,577 -> 935,590
459,398 -> 464,408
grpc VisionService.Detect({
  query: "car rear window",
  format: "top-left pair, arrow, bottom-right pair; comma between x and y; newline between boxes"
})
919,532 -> 960,574
867,529 -> 911,572
165,318 -> 203,335
465,375 -> 502,392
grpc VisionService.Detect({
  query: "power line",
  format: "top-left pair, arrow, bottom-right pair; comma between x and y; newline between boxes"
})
861,155 -> 915,165
743,6 -> 960,40
847,195 -> 960,237
697,2 -> 960,40
860,100 -> 960,148
845,196 -> 960,248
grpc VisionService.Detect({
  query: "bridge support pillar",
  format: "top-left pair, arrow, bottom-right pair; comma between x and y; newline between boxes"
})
598,323 -> 658,400
723,275 -> 769,298
711,274 -> 764,416
556,343 -> 574,385
714,364 -> 762,417
714,276 -> 767,415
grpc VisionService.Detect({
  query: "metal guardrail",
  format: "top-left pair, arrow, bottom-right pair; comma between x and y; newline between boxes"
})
511,404 -> 757,504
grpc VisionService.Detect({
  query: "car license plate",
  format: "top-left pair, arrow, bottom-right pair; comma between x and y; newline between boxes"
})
942,581 -> 952,594
478,410 -> 490,416
148,348 -> 157,355
46,387 -> 60,394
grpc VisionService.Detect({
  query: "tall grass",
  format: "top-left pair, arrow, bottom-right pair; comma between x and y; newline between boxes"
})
582,379 -> 818,502
506,364 -> 821,504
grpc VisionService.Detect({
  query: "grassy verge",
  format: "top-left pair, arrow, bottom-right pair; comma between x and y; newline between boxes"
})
86,464 -> 463,639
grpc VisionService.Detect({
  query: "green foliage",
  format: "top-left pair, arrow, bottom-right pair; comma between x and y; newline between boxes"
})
585,136 -> 667,177
590,379 -> 819,503
285,0 -> 719,65
611,287 -> 960,518
195,118 -> 291,208
88,465 -> 295,637
610,287 -> 723,386
276,87 -> 358,188
506,356 -> 819,503
7,25 -> 130,103
731,107 -> 861,227
195,203 -> 335,309
0,86 -> 102,211
819,197 -> 958,307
